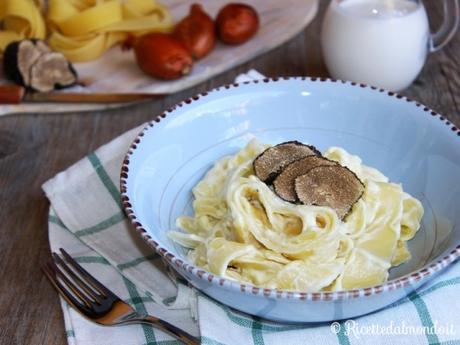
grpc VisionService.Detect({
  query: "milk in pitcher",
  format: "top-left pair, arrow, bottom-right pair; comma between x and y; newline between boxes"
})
321,0 -> 430,91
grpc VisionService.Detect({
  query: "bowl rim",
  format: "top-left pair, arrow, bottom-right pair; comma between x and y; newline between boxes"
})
120,76 -> 460,301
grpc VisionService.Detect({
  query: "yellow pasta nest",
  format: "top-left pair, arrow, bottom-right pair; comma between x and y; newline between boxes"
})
170,139 -> 424,292
0,0 -> 46,51
0,0 -> 173,62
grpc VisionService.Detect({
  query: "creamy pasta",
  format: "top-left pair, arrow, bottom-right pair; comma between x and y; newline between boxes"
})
169,139 -> 423,292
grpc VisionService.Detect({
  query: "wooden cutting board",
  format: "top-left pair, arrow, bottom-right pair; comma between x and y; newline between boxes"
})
74,0 -> 319,94
0,0 -> 318,115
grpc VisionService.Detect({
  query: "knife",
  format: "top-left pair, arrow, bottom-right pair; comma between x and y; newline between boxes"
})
0,85 -> 161,104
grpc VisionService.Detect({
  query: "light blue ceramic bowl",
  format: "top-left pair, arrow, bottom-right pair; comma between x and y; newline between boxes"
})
120,78 -> 460,323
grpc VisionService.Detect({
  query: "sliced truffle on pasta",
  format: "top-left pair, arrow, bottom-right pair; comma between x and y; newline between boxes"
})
273,156 -> 337,202
294,165 -> 364,220
253,141 -> 320,184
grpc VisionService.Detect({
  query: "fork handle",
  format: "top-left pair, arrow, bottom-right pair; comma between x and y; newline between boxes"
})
137,315 -> 200,345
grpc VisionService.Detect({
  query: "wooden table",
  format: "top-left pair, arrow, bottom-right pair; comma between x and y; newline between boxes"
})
0,2 -> 458,344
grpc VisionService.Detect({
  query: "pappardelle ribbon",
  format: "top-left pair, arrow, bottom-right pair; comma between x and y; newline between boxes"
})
0,0 -> 46,51
0,0 -> 173,62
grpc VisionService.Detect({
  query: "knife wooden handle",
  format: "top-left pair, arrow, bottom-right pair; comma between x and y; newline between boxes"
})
0,85 -> 25,104
0,85 -> 161,104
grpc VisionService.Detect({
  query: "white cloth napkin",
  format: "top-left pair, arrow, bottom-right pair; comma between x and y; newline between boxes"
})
43,70 -> 460,345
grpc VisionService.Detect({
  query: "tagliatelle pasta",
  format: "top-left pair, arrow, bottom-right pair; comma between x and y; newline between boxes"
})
0,0 -> 173,62
47,0 -> 173,62
169,139 -> 424,292
0,0 -> 46,51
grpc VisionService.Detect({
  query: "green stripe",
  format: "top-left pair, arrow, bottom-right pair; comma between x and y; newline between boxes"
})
409,290 -> 440,345
117,253 -> 160,271
66,330 -> 75,338
74,211 -> 125,237
126,296 -> 154,305
417,276 -> 460,298
74,256 -> 110,265
87,152 -> 121,208
251,316 -> 265,345
50,210 -> 126,238
201,336 -> 228,345
390,276 -> 460,308
49,215 -> 67,229
205,296 -> 302,332
206,274 -> 460,338
336,321 -> 351,345
123,277 -> 157,344
162,296 -> 176,305
66,255 -> 155,306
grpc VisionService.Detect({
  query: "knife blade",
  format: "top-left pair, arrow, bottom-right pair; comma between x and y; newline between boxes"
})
0,85 -> 161,104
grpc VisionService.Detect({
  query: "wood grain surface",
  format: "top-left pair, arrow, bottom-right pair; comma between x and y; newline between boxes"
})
0,2 -> 459,344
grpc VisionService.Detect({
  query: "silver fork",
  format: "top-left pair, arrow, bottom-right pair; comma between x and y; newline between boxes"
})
43,248 -> 200,345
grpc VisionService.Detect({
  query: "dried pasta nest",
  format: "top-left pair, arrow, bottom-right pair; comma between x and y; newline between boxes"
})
253,141 -> 320,184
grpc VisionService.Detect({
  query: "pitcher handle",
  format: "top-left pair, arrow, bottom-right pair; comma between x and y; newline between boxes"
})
430,0 -> 459,52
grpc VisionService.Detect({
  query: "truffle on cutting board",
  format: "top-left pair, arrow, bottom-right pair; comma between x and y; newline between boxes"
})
294,165 -> 364,220
29,52 -> 78,92
3,40 -> 46,87
253,141 -> 320,184
3,39 -> 77,92
273,156 -> 337,202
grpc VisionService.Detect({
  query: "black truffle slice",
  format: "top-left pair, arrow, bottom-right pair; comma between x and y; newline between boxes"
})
294,165 -> 364,220
3,40 -> 44,87
33,39 -> 52,55
29,52 -> 78,92
3,39 -> 77,92
253,141 -> 320,184
273,156 -> 337,202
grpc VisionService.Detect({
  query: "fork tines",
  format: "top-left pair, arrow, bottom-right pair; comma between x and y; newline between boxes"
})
42,248 -> 116,315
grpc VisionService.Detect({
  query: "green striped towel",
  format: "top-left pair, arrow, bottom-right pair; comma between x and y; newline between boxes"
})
43,76 -> 460,345
45,126 -> 200,345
